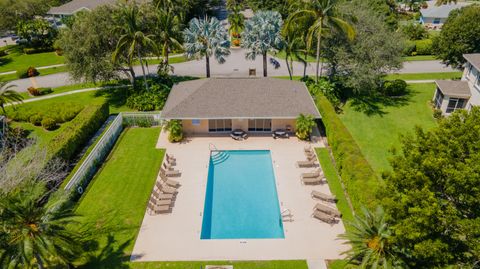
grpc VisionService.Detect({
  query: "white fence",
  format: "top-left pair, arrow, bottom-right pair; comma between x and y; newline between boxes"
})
65,112 -> 162,193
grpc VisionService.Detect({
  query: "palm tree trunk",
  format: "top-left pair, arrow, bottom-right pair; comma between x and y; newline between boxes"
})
164,42 -> 169,65
303,50 -> 307,79
315,20 -> 323,83
263,52 -> 267,77
206,55 -> 210,78
1,104 -> 6,115
285,53 -> 292,80
35,253 -> 44,269
137,49 -> 149,91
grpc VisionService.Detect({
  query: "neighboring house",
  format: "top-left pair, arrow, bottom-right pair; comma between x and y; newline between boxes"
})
47,0 -> 149,17
433,54 -> 480,115
161,78 -> 321,135
419,1 -> 469,29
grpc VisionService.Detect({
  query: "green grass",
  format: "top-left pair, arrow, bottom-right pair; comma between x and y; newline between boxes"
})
270,50 -> 317,62
386,72 -> 462,81
129,260 -> 307,269
18,81 -> 128,100
0,49 -> 64,73
338,83 -> 437,175
402,55 -> 437,61
327,260 -> 349,269
0,65 -> 67,83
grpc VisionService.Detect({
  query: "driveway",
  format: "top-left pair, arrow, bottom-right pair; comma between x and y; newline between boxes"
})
5,48 -> 457,91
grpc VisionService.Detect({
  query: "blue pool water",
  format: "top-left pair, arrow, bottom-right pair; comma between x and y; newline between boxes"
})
201,150 -> 285,240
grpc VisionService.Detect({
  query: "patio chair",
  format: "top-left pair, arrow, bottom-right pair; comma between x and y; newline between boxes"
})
313,203 -> 342,218
160,173 -> 180,187
155,181 -> 177,194
301,169 -> 323,178
163,161 -> 175,170
301,175 -> 326,185
149,197 -> 173,206
305,151 -> 316,159
304,145 -> 314,154
160,167 -> 181,177
296,159 -> 317,168
166,153 -> 176,162
166,156 -> 176,166
230,129 -> 247,140
151,189 -> 174,200
312,209 -> 336,224
147,201 -> 171,215
311,190 -> 337,203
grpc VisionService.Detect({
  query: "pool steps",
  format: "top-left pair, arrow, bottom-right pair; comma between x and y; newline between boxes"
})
211,151 -> 230,165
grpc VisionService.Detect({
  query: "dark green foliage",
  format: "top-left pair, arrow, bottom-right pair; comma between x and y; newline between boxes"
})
382,107 -> 480,267
414,39 -> 433,55
314,93 -> 380,212
29,114 -> 42,126
23,47 -> 54,54
400,22 -> 428,40
433,5 -> 480,68
433,108 -> 443,119
38,87 -> 53,95
16,66 -> 39,79
9,102 -> 83,124
245,0 -> 290,17
16,18 -> 58,49
164,119 -> 183,142
306,78 -> 342,110
126,83 -> 170,111
47,101 -> 109,161
382,79 -> 407,96
41,117 -> 57,130
403,40 -> 416,56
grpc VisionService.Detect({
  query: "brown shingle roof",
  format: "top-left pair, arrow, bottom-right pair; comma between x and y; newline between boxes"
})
464,54 -> 480,71
435,80 -> 471,98
162,78 -> 321,119
48,0 -> 149,15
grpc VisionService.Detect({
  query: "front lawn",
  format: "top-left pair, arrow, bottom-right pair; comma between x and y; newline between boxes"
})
0,48 -> 64,73
402,55 -> 436,61
338,83 -> 437,175
385,71 -> 462,81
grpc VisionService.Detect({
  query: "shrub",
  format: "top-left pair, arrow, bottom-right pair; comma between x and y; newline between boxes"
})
27,87 -> 40,96
232,39 -> 240,46
403,40 -> 416,56
126,83 -> 170,111
433,108 -> 443,119
164,120 -> 183,142
415,39 -> 433,55
27,67 -> 39,77
16,68 -> 29,79
9,102 -> 83,124
41,117 -> 57,130
296,114 -> 316,140
383,79 -> 408,96
23,47 -> 54,54
29,114 -> 42,126
47,101 -> 109,161
401,22 -> 428,40
315,94 -> 380,212
38,88 -> 53,95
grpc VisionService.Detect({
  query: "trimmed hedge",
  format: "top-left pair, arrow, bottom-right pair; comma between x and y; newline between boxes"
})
415,39 -> 433,55
10,102 -> 83,124
47,101 -> 109,161
315,94 -> 381,212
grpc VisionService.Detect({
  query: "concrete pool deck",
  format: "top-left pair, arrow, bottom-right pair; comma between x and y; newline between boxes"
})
131,131 -> 349,263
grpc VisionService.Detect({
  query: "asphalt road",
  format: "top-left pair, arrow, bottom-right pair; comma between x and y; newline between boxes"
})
6,48 -> 457,91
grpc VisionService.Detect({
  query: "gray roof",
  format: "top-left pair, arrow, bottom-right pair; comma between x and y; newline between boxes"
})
464,54 -> 480,71
48,0 -> 149,15
162,78 -> 321,119
420,3 -> 466,18
435,80 -> 471,98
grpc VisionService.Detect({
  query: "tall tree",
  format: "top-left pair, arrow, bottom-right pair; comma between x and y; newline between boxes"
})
0,183 -> 81,269
227,5 -> 245,37
155,9 -> 182,66
0,82 -> 22,115
113,3 -> 158,91
286,0 -> 355,82
383,107 -> 480,268
183,17 -> 230,78
241,11 -> 284,77
433,5 -> 480,68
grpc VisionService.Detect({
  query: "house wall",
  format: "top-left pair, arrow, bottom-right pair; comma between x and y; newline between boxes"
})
181,118 -> 298,135
272,119 -> 296,131
182,120 -> 208,134
464,62 -> 480,110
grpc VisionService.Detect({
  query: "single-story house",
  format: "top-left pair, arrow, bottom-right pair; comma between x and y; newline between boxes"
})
419,1 -> 469,29
161,78 -> 321,135
47,0 -> 149,17
433,54 -> 480,115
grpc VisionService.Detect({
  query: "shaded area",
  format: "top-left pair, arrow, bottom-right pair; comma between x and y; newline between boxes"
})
348,87 -> 414,116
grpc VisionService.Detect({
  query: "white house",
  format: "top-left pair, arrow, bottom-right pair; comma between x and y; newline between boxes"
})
419,1 -> 469,29
433,54 -> 480,115
47,0 -> 149,17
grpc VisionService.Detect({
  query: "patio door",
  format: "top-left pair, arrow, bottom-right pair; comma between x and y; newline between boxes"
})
248,119 -> 272,132
208,119 -> 232,132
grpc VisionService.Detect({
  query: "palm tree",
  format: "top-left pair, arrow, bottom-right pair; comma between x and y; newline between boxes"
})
183,17 -> 231,78
113,3 -> 158,91
339,207 -> 403,268
0,82 -> 23,115
241,11 -> 284,77
228,5 -> 245,37
286,0 -> 355,82
156,9 -> 183,66
0,183 -> 81,269
295,114 -> 316,140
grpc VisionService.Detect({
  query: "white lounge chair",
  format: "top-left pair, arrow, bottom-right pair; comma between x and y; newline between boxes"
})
160,173 -> 180,187
311,190 -> 337,203
314,203 -> 341,218
151,190 -> 174,200
302,169 -> 323,178
166,153 -> 176,162
301,175 -> 325,185
312,209 -> 336,224
155,181 -> 177,194
296,160 -> 317,168
147,201 -> 171,215
160,167 -> 180,177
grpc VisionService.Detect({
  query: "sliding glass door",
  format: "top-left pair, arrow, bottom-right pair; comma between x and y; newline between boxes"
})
248,119 -> 272,132
208,119 -> 232,132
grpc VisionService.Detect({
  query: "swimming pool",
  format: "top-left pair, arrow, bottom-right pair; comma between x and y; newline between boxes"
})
201,150 -> 285,240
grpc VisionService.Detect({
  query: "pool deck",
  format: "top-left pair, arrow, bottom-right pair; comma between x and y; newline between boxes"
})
131,131 -> 349,264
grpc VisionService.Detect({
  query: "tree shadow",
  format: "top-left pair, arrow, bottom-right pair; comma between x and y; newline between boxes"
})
78,234 -> 133,269
348,87 -> 416,116
94,86 -> 130,110
0,57 -> 12,67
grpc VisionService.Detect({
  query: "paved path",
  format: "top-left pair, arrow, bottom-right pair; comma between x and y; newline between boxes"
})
4,48 -> 456,91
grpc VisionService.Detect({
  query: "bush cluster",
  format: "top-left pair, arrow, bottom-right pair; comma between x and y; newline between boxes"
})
47,101 -> 109,161
41,117 -> 57,130
23,47 -> 54,54
16,67 -> 39,79
403,39 -> 433,56
383,79 -> 408,96
27,87 -> 53,96
315,94 -> 380,212
126,83 -> 170,111
10,102 -> 84,130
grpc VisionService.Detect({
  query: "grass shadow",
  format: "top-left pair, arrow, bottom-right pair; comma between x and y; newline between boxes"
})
0,57 -> 12,67
349,87 -> 417,116
78,234 -> 133,269
94,86 -> 130,110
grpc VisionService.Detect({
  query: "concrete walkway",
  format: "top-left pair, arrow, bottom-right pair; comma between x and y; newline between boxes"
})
4,48 -> 456,90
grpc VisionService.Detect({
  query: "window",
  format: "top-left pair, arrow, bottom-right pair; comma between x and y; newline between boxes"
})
192,119 -> 200,126
433,18 -> 441,24
208,119 -> 232,132
446,98 -> 466,113
476,74 -> 480,89
248,119 -> 272,132
434,89 -> 444,109
467,64 -> 473,79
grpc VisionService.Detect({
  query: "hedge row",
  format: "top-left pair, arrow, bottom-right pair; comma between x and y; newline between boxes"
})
315,94 -> 381,212
47,101 -> 109,161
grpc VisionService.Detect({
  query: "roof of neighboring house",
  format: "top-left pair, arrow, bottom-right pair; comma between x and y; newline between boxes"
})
162,78 -> 321,119
420,2 -> 467,19
48,0 -> 149,15
464,54 -> 480,71
435,80 -> 471,98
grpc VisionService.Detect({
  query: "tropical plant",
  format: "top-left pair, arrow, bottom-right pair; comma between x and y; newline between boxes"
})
436,0 -> 457,5
286,0 -> 355,82
0,183 -> 81,269
228,5 -> 245,37
113,3 -> 158,91
164,119 -> 183,142
0,82 -> 23,115
156,8 -> 183,66
241,11 -> 284,77
295,114 -> 316,140
183,17 -> 231,78
339,207 -> 402,268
